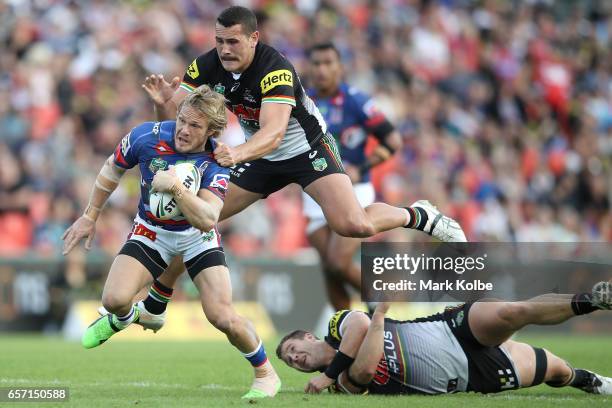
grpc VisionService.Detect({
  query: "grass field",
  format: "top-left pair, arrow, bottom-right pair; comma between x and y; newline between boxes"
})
0,334 -> 610,408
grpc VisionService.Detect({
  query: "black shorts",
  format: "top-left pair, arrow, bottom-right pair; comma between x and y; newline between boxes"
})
229,133 -> 344,197
443,303 -> 520,394
118,240 -> 226,280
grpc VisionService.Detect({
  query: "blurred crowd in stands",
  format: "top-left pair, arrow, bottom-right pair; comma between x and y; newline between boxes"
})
1,0 -> 611,262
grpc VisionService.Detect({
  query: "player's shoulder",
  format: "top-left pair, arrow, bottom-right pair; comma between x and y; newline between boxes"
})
131,120 -> 174,140
185,48 -> 220,83
327,309 -> 358,341
254,42 -> 294,72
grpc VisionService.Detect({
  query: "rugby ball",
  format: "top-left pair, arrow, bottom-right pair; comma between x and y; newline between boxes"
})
149,162 -> 201,220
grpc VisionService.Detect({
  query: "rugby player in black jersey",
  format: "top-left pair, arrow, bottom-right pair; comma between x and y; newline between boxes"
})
143,5 -> 466,239
277,282 -> 612,396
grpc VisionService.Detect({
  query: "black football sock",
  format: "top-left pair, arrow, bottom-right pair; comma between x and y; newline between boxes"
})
403,207 -> 428,230
143,280 -> 173,315
571,293 -> 598,315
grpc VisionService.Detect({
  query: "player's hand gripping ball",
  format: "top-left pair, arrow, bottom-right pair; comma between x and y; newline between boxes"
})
150,162 -> 201,220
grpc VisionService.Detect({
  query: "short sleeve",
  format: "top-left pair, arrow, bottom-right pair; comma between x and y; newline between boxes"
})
200,163 -> 230,201
113,128 -> 144,169
259,57 -> 296,107
180,54 -> 208,93
352,91 -> 394,141
324,310 -> 353,348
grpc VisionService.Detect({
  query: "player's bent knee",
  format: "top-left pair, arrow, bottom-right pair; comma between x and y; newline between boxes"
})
101,292 -> 132,314
331,217 -> 375,238
206,307 -> 239,335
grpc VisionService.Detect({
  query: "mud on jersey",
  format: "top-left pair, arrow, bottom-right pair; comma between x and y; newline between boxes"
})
307,83 -> 394,182
180,42 -> 327,161
325,310 -> 469,395
113,121 -> 230,231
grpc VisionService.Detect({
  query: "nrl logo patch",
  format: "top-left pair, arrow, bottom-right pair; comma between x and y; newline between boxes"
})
214,83 -> 225,94
312,157 -> 328,172
149,158 -> 168,174
202,230 -> 215,242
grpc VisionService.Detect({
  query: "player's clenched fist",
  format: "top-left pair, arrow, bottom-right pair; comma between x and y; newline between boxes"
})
214,141 -> 240,167
142,74 -> 180,106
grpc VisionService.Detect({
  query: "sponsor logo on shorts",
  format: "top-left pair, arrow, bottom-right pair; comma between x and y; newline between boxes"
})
309,150 -> 318,159
312,157 -> 328,172
260,69 -> 293,94
132,223 -> 157,241
149,158 -> 168,174
186,60 -> 199,79
454,310 -> 464,327
499,369 -> 516,389
202,230 -> 215,242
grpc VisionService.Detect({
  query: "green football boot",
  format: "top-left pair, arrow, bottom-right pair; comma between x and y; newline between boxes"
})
81,309 -> 139,349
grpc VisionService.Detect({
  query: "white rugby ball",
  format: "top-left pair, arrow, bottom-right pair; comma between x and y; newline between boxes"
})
149,162 -> 201,220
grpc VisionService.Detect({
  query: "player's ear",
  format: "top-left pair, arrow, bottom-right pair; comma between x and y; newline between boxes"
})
250,31 -> 259,47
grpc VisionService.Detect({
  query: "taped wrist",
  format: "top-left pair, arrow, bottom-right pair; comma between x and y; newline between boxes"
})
83,204 -> 101,222
324,351 -> 354,380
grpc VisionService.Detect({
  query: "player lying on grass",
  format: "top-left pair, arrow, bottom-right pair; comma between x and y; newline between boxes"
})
61,85 -> 280,399
277,282 -> 612,395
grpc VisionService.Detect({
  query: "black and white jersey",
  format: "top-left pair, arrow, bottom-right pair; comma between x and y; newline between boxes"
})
180,42 -> 327,161
325,310 -> 469,395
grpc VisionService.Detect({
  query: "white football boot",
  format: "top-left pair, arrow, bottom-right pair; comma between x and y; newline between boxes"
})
591,281 -> 612,310
411,200 -> 467,243
578,371 -> 612,395
97,300 -> 166,332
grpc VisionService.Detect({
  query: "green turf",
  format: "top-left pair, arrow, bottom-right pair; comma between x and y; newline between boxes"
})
0,334 -> 610,407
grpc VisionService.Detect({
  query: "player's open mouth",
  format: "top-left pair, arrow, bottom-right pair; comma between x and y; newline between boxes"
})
177,136 -> 189,144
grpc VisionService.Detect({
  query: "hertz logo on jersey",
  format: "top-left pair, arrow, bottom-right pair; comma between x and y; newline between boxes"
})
187,60 -> 200,79
260,69 -> 293,94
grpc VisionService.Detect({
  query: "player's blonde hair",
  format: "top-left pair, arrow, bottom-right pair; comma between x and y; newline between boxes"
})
178,85 -> 228,137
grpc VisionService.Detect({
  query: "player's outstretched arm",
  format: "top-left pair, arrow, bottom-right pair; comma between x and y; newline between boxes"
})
215,103 -> 291,166
142,74 -> 186,121
152,169 -> 223,231
62,155 -> 126,255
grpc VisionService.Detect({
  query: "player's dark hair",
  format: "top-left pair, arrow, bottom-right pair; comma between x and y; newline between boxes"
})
276,330 -> 310,360
217,6 -> 258,35
307,42 -> 341,59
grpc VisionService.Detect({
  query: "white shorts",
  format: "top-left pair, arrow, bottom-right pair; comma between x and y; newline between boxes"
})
302,182 -> 376,235
118,215 -> 226,279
